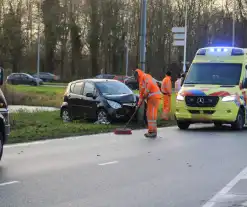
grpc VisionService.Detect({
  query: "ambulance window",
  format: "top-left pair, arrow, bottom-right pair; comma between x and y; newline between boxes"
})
184,63 -> 242,85
246,65 -> 247,78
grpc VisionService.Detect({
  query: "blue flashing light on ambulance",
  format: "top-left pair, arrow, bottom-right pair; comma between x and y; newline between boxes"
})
175,47 -> 247,130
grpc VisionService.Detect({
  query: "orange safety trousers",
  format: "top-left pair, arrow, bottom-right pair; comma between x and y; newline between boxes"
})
163,95 -> 171,120
146,97 -> 160,133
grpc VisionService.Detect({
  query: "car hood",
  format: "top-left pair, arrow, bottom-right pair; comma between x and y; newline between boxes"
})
180,84 -> 240,97
103,93 -> 137,103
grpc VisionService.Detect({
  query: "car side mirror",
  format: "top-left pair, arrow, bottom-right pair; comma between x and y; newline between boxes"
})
0,68 -> 4,85
86,93 -> 94,98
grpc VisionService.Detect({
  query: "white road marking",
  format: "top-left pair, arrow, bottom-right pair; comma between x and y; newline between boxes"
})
98,161 -> 119,166
202,166 -> 247,207
0,181 -> 20,187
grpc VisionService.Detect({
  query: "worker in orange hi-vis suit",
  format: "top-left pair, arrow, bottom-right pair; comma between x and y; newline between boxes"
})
134,69 -> 161,138
161,71 -> 172,120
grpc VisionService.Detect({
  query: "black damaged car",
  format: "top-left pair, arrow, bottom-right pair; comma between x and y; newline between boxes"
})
60,79 -> 140,123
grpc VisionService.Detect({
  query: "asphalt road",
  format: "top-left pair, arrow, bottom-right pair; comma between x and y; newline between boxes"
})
1,125 -> 247,207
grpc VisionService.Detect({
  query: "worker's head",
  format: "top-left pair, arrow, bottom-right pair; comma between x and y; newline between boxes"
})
166,71 -> 171,76
177,73 -> 181,79
134,69 -> 144,82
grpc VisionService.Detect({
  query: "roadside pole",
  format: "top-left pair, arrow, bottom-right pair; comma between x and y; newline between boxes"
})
125,43 -> 129,76
137,0 -> 147,125
36,1 -> 41,86
172,2 -> 188,72
232,0 -> 235,46
183,2 -> 188,72
139,0 -> 147,73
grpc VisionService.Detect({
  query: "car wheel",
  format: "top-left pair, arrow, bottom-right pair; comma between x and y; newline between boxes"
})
0,134 -> 3,161
61,108 -> 72,122
31,81 -> 37,86
97,109 -> 110,123
177,121 -> 190,130
214,122 -> 222,128
231,108 -> 245,130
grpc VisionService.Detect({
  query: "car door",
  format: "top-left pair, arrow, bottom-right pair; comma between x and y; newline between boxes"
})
9,74 -> 17,84
13,74 -> 21,84
81,82 -> 99,119
18,74 -> 27,85
22,74 -> 32,85
69,81 -> 85,119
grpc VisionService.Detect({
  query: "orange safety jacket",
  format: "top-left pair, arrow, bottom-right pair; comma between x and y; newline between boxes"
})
161,75 -> 172,96
135,69 -> 145,105
135,69 -> 161,105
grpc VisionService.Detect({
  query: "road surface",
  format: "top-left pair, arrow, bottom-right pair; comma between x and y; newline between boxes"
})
1,125 -> 247,207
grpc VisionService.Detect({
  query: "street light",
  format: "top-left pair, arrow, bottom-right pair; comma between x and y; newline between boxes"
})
232,0 -> 236,46
137,0 -> 147,124
36,1 -> 41,84
183,1 -> 188,72
139,0 -> 147,72
125,43 -> 129,76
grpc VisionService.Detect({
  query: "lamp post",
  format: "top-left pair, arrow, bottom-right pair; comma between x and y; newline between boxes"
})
232,0 -> 235,46
183,2 -> 188,72
137,0 -> 147,125
125,43 -> 129,76
139,0 -> 147,72
36,1 -> 41,84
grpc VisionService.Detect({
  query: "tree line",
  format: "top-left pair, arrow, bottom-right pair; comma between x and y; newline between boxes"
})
0,0 -> 244,81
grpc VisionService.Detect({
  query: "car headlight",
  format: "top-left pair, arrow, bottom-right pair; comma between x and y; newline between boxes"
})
107,100 -> 121,109
176,94 -> 185,101
222,95 -> 236,102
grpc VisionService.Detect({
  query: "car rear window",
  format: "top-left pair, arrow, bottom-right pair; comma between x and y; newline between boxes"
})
71,82 -> 83,95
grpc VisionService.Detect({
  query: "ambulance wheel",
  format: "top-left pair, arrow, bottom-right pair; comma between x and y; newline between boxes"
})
231,109 -> 245,130
177,121 -> 190,130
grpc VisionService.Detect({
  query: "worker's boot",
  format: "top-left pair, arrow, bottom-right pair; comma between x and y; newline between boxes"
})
144,132 -> 157,138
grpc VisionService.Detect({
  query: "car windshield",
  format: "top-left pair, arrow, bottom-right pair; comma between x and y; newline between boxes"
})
96,81 -> 133,95
184,63 -> 242,85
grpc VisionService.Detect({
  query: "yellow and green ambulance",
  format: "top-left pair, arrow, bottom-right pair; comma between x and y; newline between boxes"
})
175,47 -> 247,130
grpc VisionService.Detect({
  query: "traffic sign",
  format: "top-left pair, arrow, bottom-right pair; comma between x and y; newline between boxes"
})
173,33 -> 185,40
172,27 -> 185,33
173,40 -> 185,46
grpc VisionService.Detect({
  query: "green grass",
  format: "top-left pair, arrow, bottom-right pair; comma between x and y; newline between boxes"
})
4,86 -> 177,143
9,111 -> 116,143
7,85 -> 65,96
3,84 -> 65,107
9,110 -> 175,144
44,82 -> 68,86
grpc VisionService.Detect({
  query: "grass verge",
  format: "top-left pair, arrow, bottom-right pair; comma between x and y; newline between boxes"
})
9,110 -> 176,144
3,84 -> 65,108
5,86 -> 177,143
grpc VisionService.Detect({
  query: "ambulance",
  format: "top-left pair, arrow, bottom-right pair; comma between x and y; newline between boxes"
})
175,47 -> 247,130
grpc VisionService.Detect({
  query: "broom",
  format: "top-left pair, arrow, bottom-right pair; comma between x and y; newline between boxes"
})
114,102 -> 142,135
